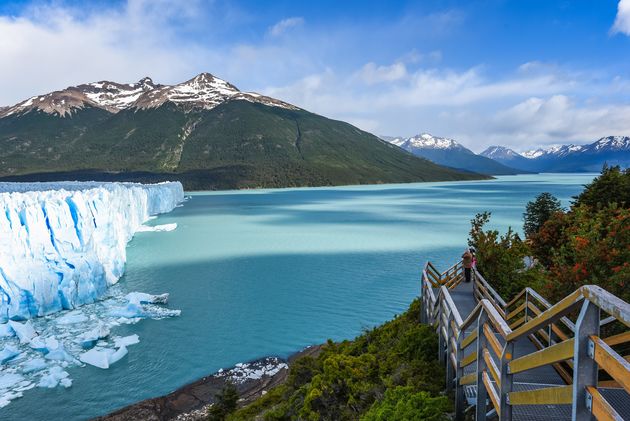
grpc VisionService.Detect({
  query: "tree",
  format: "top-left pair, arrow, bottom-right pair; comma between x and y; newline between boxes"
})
523,192 -> 563,238
573,165 -> 630,209
208,383 -> 239,421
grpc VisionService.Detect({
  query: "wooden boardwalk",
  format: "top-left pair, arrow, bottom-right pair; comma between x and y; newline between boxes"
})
420,261 -> 630,421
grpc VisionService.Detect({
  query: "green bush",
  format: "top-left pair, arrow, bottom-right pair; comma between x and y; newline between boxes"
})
523,192 -> 563,238
361,386 -> 450,421
208,383 -> 239,421
573,165 -> 630,209
229,299 -> 447,420
468,212 -> 545,298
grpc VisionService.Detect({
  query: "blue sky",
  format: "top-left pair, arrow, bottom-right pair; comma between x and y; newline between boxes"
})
1,0 -> 629,151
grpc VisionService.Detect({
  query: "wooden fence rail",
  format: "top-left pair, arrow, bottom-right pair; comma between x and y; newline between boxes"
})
420,260 -> 630,421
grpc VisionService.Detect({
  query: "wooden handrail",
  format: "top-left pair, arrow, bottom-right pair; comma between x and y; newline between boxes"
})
507,289 -> 584,342
440,286 -> 464,327
508,384 -> 573,406
591,336 -> 630,394
421,259 -> 630,421
508,338 -> 574,374
586,386 -> 624,421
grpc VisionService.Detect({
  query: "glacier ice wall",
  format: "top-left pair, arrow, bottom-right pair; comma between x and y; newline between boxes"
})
0,182 -> 184,321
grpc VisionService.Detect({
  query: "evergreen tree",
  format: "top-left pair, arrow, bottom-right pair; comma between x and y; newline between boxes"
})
573,165 -> 630,209
523,192 -> 563,238
208,382 -> 239,421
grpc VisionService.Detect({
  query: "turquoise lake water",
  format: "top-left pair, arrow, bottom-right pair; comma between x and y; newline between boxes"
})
2,173 -> 595,420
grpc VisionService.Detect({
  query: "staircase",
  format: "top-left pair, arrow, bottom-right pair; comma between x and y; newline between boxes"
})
421,260 -> 630,420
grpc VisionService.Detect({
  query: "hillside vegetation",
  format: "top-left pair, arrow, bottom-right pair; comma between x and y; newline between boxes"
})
0,101 -> 484,190
469,166 -> 630,304
222,299 -> 450,421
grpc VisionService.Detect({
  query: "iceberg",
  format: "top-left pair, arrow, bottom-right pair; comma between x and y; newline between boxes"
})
136,223 -> 177,232
38,366 -> 71,388
80,345 -> 128,369
21,358 -> 47,373
0,345 -> 19,364
8,321 -> 37,344
0,181 -> 183,321
113,334 -> 139,348
78,324 -> 110,349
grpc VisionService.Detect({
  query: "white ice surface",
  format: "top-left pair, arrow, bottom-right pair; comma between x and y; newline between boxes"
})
0,286 -> 180,406
0,181 -> 183,321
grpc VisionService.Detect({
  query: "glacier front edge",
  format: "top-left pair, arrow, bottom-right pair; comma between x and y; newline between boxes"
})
0,181 -> 184,321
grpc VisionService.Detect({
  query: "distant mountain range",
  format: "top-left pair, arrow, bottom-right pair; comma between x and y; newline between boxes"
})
384,132 -> 629,175
0,73 -> 484,189
480,136 -> 630,173
385,133 -> 522,175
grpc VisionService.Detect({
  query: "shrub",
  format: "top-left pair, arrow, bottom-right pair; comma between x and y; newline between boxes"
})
361,386 -> 451,421
468,212 -> 544,298
573,165 -> 630,209
523,192 -> 563,238
229,299 -> 448,420
208,383 -> 239,421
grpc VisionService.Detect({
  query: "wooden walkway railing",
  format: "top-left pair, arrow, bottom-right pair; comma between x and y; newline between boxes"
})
420,260 -> 630,421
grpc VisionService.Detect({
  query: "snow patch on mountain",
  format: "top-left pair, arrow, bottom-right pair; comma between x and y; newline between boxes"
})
82,77 -> 157,111
133,73 -> 297,111
480,146 -> 524,160
0,73 -> 297,118
521,137 -> 630,159
389,133 -> 464,151
0,181 -> 184,321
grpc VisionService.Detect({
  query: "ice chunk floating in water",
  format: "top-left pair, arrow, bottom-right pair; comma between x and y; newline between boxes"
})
0,181 -> 183,321
0,287 -> 179,407
0,181 -> 183,407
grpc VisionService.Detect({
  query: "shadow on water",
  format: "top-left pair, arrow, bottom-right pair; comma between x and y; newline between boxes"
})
2,248 -> 459,421
1,175 -> 596,420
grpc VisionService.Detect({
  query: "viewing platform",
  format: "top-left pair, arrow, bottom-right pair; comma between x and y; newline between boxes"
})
421,260 -> 630,421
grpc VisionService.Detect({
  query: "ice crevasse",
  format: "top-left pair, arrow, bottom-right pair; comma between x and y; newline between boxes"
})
0,181 -> 184,321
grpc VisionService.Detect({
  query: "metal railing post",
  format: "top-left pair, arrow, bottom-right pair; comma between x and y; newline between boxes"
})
475,312 -> 489,421
524,290 -> 529,323
455,330 -> 465,420
446,312 -> 454,391
438,295 -> 445,364
499,341 -> 514,421
420,274 -> 426,324
572,300 -> 600,421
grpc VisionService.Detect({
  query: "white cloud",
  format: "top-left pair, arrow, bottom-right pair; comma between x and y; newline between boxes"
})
356,62 -> 407,85
268,17 -> 304,37
489,95 -> 630,146
612,0 -> 630,35
263,61 -> 630,151
0,1 -> 627,152
0,1 -> 211,104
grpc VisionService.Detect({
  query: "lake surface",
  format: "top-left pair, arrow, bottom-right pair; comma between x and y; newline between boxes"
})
2,173 -> 595,420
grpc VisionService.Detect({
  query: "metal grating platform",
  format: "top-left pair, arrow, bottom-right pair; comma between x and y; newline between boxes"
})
442,279 -> 630,420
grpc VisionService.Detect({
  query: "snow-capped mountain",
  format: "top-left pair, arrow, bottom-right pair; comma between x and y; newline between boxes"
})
521,137 -> 630,160
386,134 -> 522,175
482,136 -> 630,172
389,133 -> 467,151
0,73 -> 296,118
0,74 -> 481,190
481,146 -> 525,160
522,144 -> 584,159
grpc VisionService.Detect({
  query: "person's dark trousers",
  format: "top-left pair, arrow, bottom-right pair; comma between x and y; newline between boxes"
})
464,268 -> 471,283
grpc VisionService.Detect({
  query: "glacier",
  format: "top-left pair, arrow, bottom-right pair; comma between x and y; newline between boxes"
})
0,181 -> 184,321
0,182 -> 184,323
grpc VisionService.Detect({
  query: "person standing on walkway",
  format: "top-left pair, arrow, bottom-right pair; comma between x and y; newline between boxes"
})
462,248 -> 473,283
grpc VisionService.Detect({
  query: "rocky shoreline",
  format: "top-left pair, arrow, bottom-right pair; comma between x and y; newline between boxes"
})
95,345 -> 323,421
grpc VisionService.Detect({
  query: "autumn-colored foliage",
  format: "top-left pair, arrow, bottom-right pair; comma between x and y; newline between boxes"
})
472,166 -> 630,304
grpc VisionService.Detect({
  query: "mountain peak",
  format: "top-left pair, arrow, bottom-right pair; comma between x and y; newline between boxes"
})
0,73 -> 297,118
593,136 -> 630,151
390,133 -> 464,151
480,146 -> 524,160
